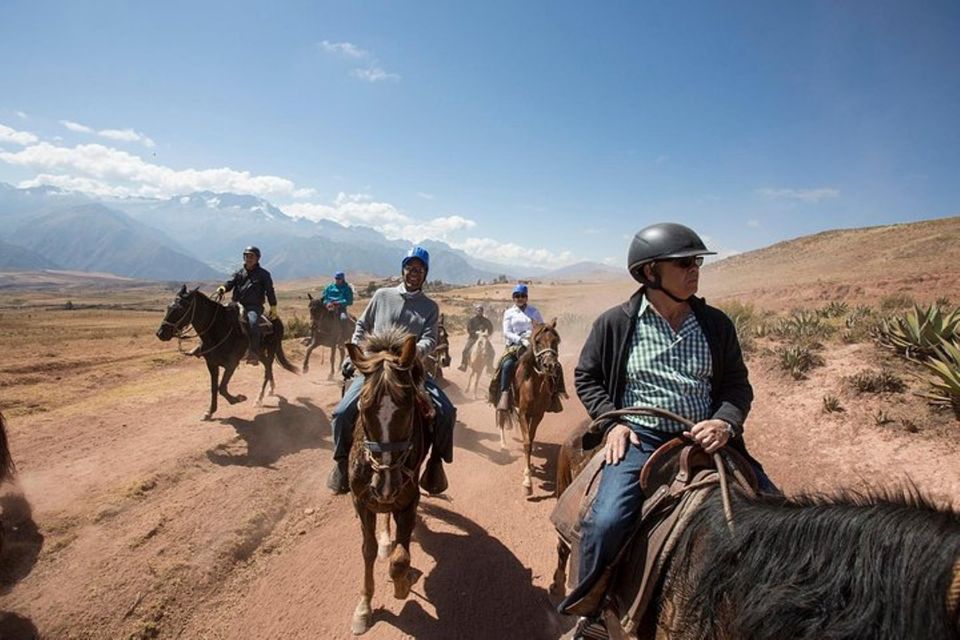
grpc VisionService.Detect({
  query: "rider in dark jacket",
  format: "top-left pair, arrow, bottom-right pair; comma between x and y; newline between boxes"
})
217,246 -> 278,364
458,304 -> 495,371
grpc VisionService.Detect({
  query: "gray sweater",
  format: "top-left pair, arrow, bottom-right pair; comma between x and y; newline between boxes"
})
351,284 -> 439,358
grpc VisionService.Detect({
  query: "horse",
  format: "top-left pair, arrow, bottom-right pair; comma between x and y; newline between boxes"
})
514,319 -> 563,496
423,314 -> 450,383
465,329 -> 491,399
303,293 -> 355,379
156,285 -> 299,420
0,411 -> 16,557
549,420 -> 960,640
344,328 -> 433,635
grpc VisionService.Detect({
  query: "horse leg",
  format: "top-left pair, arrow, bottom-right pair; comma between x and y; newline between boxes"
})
219,360 -> 247,406
390,503 -> 418,600
352,507 -> 377,635
520,411 -> 533,495
549,537 -> 570,597
303,336 -> 316,374
205,361 -> 220,420
377,512 -> 394,560
328,345 -> 336,380
256,357 -> 274,407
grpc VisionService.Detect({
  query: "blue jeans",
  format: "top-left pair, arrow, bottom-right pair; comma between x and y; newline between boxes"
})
499,353 -> 518,393
560,425 -> 776,613
331,375 -> 456,463
245,305 -> 263,355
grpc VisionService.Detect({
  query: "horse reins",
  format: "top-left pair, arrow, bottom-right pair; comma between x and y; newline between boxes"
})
161,292 -> 232,356
587,406 -> 739,533
948,557 -> 960,628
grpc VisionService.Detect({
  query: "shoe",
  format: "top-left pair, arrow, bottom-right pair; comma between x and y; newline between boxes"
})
419,457 -> 448,495
326,459 -> 349,495
548,394 -> 563,413
496,392 -> 511,412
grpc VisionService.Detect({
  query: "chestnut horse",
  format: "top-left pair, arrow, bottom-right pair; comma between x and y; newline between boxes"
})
344,328 -> 432,635
156,285 -> 299,419
514,319 -> 562,496
550,413 -> 960,640
303,293 -> 355,378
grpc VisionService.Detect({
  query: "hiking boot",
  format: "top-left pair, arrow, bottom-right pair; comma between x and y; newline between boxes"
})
570,616 -> 608,640
326,459 -> 349,495
419,457 -> 448,495
496,392 -> 511,412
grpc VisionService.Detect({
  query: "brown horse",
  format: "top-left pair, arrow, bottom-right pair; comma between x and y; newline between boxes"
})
515,319 -> 562,496
303,293 -> 355,379
550,413 -> 960,640
0,412 -> 17,557
465,329 -> 491,398
156,285 -> 299,419
344,328 -> 432,635
423,314 -> 450,383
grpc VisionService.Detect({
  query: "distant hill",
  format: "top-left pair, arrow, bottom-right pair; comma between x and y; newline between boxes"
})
537,260 -> 626,282
0,239 -> 60,270
701,215 -> 960,307
13,204 -> 222,281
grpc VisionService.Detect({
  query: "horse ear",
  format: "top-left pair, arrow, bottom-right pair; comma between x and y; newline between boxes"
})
550,317 -> 557,328
179,284 -> 187,294
307,292 -> 313,300
399,335 -> 418,368
191,286 -> 200,294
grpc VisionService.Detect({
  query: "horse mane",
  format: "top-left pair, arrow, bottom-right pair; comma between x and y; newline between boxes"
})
359,327 -> 427,406
665,486 -> 960,640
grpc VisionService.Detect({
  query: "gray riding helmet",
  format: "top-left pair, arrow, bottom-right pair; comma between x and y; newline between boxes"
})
627,223 -> 716,284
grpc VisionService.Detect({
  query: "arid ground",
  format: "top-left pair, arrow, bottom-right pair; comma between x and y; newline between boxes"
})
1,221 -> 959,639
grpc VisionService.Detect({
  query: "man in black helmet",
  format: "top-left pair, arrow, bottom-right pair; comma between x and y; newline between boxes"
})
559,223 -> 776,636
217,246 -> 278,364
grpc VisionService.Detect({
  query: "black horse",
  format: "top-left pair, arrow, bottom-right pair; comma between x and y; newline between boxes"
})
0,411 -> 17,557
303,293 -> 355,379
157,285 -> 299,420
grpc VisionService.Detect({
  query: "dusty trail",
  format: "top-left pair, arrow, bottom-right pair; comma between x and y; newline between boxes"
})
0,332 -> 958,639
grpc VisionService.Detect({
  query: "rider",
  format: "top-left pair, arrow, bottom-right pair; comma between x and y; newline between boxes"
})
322,271 -> 353,320
216,246 -> 277,364
494,284 -> 567,412
457,304 -> 494,372
326,246 -> 457,496
558,223 -> 777,637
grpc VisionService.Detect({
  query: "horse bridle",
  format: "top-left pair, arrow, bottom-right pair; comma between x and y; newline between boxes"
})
160,292 -> 230,355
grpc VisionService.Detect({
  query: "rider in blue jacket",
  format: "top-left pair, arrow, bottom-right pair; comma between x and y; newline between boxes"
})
322,272 -> 353,320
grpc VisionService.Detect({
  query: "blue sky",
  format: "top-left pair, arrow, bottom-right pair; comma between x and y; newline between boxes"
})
1,1 -> 958,267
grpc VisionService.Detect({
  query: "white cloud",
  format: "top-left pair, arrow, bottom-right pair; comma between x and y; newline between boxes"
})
755,187 -> 839,203
18,173 -> 133,198
15,111 -> 28,120
320,40 -> 369,59
351,66 -> 401,83
746,219 -> 760,228
417,192 -> 435,200
0,123 -> 39,145
382,216 -> 476,243
0,141 -> 305,199
60,119 -> 94,133
452,237 -> 574,268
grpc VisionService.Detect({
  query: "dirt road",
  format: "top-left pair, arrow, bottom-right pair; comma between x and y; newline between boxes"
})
1,332 -> 958,639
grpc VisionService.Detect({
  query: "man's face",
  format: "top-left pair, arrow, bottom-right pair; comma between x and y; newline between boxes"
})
403,259 -> 427,290
475,307 -> 484,317
243,252 -> 258,269
335,276 -> 345,285
655,256 -> 702,299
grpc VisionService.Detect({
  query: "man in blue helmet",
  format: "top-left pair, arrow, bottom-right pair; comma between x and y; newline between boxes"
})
559,223 -> 776,639
322,271 -> 353,320
491,283 -> 567,413
326,246 -> 457,496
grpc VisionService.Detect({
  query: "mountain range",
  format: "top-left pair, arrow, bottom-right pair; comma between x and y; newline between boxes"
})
0,183 -> 601,283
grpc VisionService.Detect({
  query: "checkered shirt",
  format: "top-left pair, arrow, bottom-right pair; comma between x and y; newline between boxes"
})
621,294 -> 713,433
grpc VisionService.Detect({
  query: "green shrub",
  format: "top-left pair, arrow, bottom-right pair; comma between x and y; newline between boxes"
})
917,340 -> 960,419
847,369 -> 907,394
778,344 -> 824,380
819,301 -> 849,318
875,303 -> 960,360
822,394 -> 844,413
285,313 -> 312,339
774,310 -> 834,342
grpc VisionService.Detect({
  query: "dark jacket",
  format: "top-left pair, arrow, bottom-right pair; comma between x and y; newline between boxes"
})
575,287 -> 753,451
467,315 -> 494,338
223,265 -> 277,308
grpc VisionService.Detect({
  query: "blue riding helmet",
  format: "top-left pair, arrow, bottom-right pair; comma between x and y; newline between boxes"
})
334,271 -> 345,280
512,284 -> 528,297
401,246 -> 430,273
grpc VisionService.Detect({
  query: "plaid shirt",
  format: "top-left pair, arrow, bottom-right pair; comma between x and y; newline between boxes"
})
622,294 -> 713,433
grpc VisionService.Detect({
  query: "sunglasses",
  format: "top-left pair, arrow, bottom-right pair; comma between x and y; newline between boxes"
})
513,294 -> 528,299
667,256 -> 704,269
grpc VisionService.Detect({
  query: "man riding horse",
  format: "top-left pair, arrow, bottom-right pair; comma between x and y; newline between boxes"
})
492,284 -> 566,413
558,223 -> 777,639
326,246 -> 457,496
322,271 -> 353,320
216,246 -> 278,365
458,304 -> 495,373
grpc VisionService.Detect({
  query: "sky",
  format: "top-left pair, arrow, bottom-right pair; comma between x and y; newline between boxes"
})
1,0 -> 958,268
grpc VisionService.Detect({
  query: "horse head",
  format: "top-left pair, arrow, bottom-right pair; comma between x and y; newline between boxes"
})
531,318 -> 561,375
157,284 -> 200,341
346,328 -> 426,505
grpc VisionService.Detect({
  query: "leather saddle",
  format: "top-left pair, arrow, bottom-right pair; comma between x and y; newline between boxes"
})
551,437 -> 758,634
233,303 -> 274,336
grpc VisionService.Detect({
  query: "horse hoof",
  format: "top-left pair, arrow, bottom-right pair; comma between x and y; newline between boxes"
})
235,394 -> 247,403
523,484 -> 533,497
351,612 -> 371,635
203,413 -> 213,421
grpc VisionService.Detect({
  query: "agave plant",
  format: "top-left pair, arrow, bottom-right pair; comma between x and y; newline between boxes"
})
778,344 -> 823,380
819,301 -> 849,318
917,340 -> 960,419
875,303 -> 960,360
775,310 -> 832,341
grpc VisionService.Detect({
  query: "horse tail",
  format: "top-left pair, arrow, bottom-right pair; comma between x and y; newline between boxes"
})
272,319 -> 301,374
0,412 -> 17,482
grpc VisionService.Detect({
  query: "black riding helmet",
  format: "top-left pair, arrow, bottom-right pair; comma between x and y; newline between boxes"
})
243,246 -> 261,258
627,223 -> 715,302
